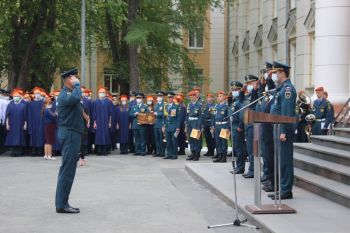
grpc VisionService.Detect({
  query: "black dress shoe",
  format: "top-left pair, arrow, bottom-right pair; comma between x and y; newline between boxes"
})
261,175 -> 269,182
268,192 -> 279,198
233,169 -> 244,174
56,206 -> 80,214
163,156 -> 172,159
270,192 -> 293,200
170,157 -> 177,160
242,173 -> 254,178
263,185 -> 275,192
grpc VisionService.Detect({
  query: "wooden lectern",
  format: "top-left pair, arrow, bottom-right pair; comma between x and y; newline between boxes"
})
243,109 -> 297,214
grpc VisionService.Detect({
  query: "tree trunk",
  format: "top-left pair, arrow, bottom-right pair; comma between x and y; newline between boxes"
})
17,0 -> 49,89
7,17 -> 22,91
127,0 -> 140,91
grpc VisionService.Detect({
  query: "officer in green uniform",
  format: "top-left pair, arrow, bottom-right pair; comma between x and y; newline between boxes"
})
186,91 -> 204,161
163,92 -> 181,160
211,91 -> 229,163
153,91 -> 166,157
242,75 -> 259,178
269,61 -> 297,200
129,92 -> 149,156
229,81 -> 246,173
55,68 -> 83,214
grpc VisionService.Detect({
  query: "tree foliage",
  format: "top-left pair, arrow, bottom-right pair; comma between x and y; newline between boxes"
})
0,0 -> 224,92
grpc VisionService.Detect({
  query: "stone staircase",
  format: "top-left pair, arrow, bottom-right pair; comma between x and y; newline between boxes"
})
293,128 -> 350,208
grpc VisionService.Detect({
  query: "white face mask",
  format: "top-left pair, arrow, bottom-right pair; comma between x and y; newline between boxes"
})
147,100 -> 152,105
98,93 -> 106,99
247,85 -> 254,93
136,99 -> 142,104
46,104 -> 52,108
157,97 -> 163,103
130,97 -> 135,102
34,93 -> 41,100
13,96 -> 21,103
232,91 -> 239,98
87,96 -> 92,100
271,73 -> 278,83
121,101 -> 127,105
264,73 -> 269,80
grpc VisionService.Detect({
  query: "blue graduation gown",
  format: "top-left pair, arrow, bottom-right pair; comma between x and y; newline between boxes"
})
5,101 -> 27,146
28,100 -> 45,147
93,98 -> 111,145
117,105 -> 129,144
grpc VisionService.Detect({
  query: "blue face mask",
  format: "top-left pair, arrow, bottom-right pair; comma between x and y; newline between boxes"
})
232,91 -> 239,98
247,85 -> 254,93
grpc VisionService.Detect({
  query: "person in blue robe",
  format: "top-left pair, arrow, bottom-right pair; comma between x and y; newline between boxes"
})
93,87 -> 112,156
28,88 -> 45,156
110,96 -> 119,151
5,92 -> 27,156
117,95 -> 130,154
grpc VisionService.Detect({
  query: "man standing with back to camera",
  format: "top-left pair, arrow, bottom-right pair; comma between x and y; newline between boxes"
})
55,68 -> 83,214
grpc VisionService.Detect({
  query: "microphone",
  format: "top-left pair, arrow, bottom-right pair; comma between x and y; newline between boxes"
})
263,88 -> 276,96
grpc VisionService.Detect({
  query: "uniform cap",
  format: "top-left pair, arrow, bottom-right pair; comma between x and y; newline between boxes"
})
188,91 -> 196,96
265,62 -> 273,69
136,92 -> 145,98
245,75 -> 259,83
97,87 -> 107,93
272,61 -> 291,73
120,95 -> 128,100
230,81 -> 243,89
315,86 -> 324,92
146,96 -> 154,101
217,90 -> 226,95
13,87 -> 25,95
167,91 -> 176,97
156,91 -> 165,96
207,93 -> 214,97
61,67 -> 78,79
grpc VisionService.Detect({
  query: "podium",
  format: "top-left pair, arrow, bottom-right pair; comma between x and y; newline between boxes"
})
243,109 -> 297,214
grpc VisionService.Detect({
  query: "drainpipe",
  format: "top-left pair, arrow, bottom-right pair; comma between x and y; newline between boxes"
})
286,0 -> 290,65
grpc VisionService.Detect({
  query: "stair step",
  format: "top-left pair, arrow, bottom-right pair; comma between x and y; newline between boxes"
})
294,168 -> 350,208
294,153 -> 350,185
311,135 -> 350,151
333,128 -> 350,138
294,143 -> 350,166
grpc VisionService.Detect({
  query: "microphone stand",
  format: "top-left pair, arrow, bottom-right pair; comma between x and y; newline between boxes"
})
208,91 -> 272,230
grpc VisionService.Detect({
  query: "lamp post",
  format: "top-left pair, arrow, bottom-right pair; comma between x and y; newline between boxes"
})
81,0 -> 86,86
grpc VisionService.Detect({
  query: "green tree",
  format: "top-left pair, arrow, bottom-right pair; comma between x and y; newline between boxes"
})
0,0 -> 82,91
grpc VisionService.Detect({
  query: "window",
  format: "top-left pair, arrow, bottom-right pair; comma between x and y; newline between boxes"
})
310,34 -> 315,86
288,40 -> 296,83
272,45 -> 278,61
188,27 -> 204,49
273,0 -> 278,18
258,0 -> 263,25
104,73 -> 120,94
289,0 -> 296,9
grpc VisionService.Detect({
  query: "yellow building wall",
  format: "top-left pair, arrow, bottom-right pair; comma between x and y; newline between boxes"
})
183,10 -> 211,94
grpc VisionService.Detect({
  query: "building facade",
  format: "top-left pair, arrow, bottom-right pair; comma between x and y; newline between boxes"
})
227,0 -> 350,104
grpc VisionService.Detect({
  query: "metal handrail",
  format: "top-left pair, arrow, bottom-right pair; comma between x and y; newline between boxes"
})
334,97 -> 350,128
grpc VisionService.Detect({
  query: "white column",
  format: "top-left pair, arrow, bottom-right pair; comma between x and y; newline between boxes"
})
314,0 -> 350,103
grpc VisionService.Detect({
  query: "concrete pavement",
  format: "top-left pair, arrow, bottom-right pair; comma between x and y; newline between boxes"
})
0,153 -> 259,233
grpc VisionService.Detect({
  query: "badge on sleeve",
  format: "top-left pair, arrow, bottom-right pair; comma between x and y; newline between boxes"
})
285,86 -> 292,99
